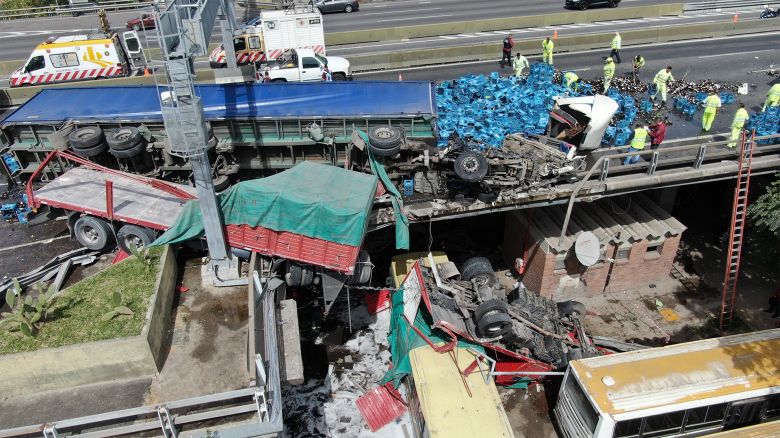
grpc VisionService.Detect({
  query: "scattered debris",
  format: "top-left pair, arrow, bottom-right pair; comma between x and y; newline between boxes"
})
0,247 -> 99,297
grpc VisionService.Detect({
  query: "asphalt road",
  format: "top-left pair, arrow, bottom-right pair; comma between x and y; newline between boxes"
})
357,33 -> 780,139
0,0 -> 683,62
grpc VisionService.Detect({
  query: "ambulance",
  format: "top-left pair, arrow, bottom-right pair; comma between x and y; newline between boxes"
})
9,31 -> 143,88
208,8 -> 325,68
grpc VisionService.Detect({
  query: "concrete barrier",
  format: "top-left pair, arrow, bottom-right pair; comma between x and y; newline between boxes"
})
0,245 -> 177,398
348,19 -> 778,72
325,3 -> 684,45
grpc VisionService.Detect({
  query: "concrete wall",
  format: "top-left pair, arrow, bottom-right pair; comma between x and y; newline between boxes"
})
0,245 -> 177,398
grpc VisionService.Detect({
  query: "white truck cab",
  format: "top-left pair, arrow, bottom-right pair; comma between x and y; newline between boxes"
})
258,48 -> 351,82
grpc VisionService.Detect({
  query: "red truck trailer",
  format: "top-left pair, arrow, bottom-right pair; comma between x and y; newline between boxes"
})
27,150 -> 377,277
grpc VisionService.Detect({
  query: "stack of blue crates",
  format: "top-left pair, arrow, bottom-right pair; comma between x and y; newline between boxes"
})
747,106 -> 780,145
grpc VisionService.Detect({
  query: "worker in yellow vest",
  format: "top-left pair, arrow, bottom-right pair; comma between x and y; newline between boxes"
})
609,32 -> 622,64
542,37 -> 554,65
728,103 -> 750,148
603,58 -> 615,93
564,71 -> 580,92
632,55 -> 645,83
512,53 -> 530,78
764,83 -> 780,111
651,66 -> 674,106
624,124 -> 648,165
701,92 -> 722,132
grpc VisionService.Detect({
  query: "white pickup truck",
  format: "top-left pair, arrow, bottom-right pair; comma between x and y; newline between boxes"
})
257,48 -> 351,82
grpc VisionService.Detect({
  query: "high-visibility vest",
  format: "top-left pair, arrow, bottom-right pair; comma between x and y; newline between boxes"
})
513,56 -> 529,71
704,95 -> 721,114
654,69 -> 673,85
604,63 -> 615,79
543,39 -> 554,53
611,35 -> 621,50
769,84 -> 780,99
633,56 -> 645,68
564,72 -> 578,87
732,108 -> 749,129
630,128 -> 647,150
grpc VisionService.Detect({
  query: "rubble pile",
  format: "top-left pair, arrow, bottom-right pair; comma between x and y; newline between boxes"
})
436,64 -> 569,148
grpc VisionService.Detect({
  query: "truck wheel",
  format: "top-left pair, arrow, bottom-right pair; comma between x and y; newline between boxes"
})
368,126 -> 403,149
477,312 -> 513,338
107,127 -> 143,150
460,256 -> 497,286
348,250 -> 372,284
344,4 -> 353,12
286,263 -> 314,287
109,141 -> 146,159
117,224 -> 156,254
74,215 -> 114,251
213,175 -> 230,192
474,298 -> 508,322
332,73 -> 346,81
68,126 -> 105,149
454,151 -> 488,183
72,142 -> 107,157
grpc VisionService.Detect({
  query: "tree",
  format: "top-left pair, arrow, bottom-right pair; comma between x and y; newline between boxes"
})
749,173 -> 780,237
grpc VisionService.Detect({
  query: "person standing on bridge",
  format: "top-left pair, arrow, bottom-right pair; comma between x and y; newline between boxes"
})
564,71 -> 580,92
651,66 -> 674,107
513,52 -> 530,78
648,118 -> 666,150
542,37 -> 554,65
701,92 -> 722,133
624,123 -> 648,165
728,103 -> 749,148
764,83 -> 780,111
501,34 -> 515,69
603,58 -> 615,93
609,32 -> 622,64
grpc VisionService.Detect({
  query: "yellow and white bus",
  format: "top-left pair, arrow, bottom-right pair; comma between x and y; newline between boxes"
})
555,329 -> 780,438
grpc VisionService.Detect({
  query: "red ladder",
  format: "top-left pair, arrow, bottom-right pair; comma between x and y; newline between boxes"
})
719,130 -> 756,330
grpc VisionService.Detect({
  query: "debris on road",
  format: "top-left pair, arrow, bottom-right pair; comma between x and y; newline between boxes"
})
0,247 -> 99,297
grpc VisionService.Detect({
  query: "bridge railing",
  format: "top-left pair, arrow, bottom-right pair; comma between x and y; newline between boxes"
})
0,0 -> 149,21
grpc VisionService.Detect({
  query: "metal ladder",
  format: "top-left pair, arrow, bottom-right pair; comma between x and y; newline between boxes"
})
719,130 -> 755,330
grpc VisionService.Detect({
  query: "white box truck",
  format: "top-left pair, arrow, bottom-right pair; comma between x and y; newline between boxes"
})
209,8 -> 326,69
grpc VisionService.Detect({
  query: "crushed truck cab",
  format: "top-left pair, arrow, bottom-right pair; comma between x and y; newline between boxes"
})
259,49 -> 351,82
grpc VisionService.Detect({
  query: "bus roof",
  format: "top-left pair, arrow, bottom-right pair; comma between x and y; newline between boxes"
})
570,329 -> 780,417
409,345 -> 515,438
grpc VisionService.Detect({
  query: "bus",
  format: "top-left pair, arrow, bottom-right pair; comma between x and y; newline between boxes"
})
554,329 -> 780,438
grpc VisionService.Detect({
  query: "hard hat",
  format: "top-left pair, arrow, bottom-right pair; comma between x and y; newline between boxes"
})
606,57 -> 613,63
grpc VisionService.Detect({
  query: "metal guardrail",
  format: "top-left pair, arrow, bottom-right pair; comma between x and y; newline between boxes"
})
684,0 -> 775,11
0,0 -> 151,20
0,270 -> 283,438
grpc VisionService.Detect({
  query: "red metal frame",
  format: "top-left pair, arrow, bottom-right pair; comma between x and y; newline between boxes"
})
26,149 -> 195,210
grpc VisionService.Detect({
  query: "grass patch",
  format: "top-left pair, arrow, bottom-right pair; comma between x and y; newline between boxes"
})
0,247 -> 162,355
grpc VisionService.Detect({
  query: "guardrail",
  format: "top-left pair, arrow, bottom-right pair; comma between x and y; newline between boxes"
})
684,0 -> 775,11
0,0 -> 150,20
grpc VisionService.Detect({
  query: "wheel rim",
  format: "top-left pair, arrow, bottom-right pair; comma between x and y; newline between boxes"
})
461,156 -> 480,173
472,273 -> 493,286
345,5 -> 352,12
123,234 -> 145,251
77,129 -> 96,140
80,225 -> 100,244
116,128 -> 132,141
374,128 -> 394,139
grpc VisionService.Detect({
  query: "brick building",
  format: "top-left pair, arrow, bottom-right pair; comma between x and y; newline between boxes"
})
503,194 -> 687,299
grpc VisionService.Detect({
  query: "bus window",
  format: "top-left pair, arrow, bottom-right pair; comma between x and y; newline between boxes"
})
642,410 -> 685,437
613,418 -> 641,437
684,403 -> 727,432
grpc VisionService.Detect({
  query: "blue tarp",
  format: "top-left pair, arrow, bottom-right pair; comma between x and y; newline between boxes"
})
2,81 -> 437,125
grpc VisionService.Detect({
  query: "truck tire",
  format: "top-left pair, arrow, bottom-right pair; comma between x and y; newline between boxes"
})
369,141 -> 400,157
68,126 -> 104,149
474,298 -> 508,322
109,140 -> 146,159
117,224 -> 156,253
213,175 -> 230,192
72,142 -> 107,157
74,215 -> 114,251
477,312 -> 513,338
107,127 -> 143,150
332,73 -> 347,81
348,250 -> 372,285
454,151 -> 488,183
460,256 -> 497,286
557,300 -> 586,317
368,126 -> 403,149
286,263 -> 314,287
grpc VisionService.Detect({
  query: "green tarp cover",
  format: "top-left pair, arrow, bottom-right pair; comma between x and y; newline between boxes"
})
153,161 -> 378,247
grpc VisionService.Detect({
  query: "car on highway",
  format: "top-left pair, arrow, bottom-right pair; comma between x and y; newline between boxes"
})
126,13 -> 156,31
314,0 -> 359,13
565,0 -> 620,10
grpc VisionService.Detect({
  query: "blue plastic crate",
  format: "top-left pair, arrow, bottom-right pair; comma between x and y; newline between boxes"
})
720,92 -> 735,104
614,129 -> 632,146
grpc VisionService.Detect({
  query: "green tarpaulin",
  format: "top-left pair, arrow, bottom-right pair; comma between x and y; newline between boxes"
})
153,161 -> 378,247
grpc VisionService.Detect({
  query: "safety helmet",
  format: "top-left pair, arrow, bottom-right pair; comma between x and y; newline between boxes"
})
606,57 -> 613,63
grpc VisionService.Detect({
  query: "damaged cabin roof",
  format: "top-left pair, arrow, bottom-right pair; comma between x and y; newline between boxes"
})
569,329 -> 780,418
510,193 -> 687,254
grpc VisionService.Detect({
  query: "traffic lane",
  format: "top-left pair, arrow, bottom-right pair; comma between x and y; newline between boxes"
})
356,33 -> 779,139
0,9 -> 144,33
328,11 -> 767,57
321,0 -> 683,32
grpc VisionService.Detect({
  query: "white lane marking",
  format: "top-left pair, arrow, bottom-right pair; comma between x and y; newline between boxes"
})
362,7 -> 442,16
456,33 -> 480,38
440,35 -> 459,39
698,49 -> 775,59
623,18 -> 647,23
575,23 -> 599,27
377,14 -> 453,22
558,24 -> 581,28
527,27 -> 545,31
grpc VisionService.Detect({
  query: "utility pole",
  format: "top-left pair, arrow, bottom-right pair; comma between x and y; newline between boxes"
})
152,0 -> 244,285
